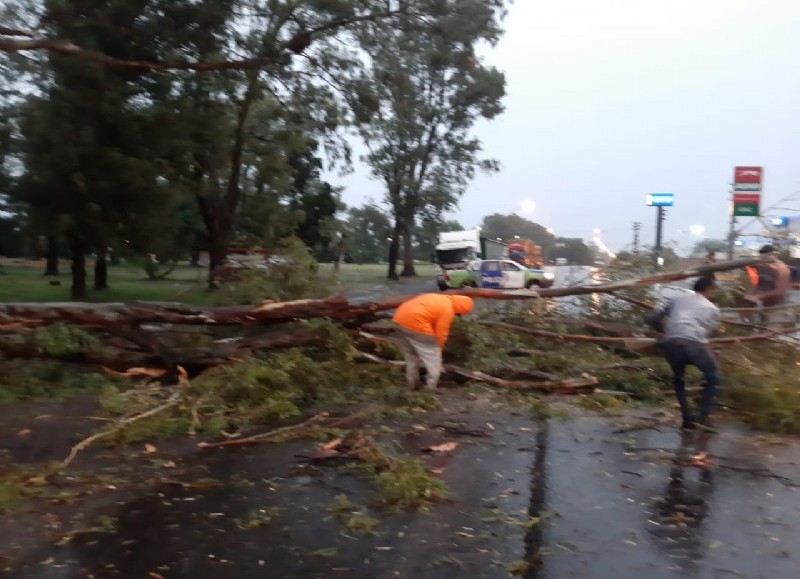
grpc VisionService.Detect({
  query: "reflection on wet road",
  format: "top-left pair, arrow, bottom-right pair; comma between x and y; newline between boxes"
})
645,431 -> 714,570
539,415 -> 800,579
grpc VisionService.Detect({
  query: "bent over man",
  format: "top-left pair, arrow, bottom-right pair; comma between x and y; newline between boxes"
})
646,277 -> 720,430
392,293 -> 474,390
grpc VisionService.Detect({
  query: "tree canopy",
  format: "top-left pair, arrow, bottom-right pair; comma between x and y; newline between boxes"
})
349,0 -> 506,279
0,0 -> 511,296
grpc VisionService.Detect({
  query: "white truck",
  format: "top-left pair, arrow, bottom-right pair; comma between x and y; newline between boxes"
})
434,229 -> 508,290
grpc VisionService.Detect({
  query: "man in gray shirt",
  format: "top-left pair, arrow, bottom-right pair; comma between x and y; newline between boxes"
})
646,277 -> 720,430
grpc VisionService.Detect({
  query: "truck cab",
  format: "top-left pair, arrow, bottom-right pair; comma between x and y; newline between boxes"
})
435,229 -> 507,290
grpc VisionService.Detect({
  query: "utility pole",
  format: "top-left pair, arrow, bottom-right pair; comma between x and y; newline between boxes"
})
632,222 -> 641,254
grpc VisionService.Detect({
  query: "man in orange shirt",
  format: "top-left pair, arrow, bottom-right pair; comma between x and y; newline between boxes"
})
392,293 -> 474,390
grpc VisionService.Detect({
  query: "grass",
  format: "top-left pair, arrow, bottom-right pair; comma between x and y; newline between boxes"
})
317,262 -> 437,292
0,261 -> 438,304
0,261 -> 211,304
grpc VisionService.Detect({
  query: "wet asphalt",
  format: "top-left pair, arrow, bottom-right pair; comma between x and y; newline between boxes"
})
5,398 -> 800,579
3,394 -> 542,579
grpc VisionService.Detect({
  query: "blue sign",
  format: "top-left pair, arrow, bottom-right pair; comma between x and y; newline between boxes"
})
646,193 -> 675,207
770,217 -> 789,227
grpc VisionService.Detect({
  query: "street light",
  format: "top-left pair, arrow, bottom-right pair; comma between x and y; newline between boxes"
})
689,224 -> 705,236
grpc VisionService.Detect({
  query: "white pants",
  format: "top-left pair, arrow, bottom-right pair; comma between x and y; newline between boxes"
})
394,328 -> 443,390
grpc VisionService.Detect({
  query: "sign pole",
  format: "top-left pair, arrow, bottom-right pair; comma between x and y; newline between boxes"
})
727,187 -> 736,259
645,193 -> 673,268
655,205 -> 664,252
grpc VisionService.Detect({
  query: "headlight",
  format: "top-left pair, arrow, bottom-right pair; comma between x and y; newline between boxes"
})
543,272 -> 555,280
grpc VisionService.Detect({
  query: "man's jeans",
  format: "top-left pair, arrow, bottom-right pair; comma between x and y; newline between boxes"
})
661,339 -> 718,424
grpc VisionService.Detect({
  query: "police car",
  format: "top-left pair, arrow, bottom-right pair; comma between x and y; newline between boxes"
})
437,259 -> 555,290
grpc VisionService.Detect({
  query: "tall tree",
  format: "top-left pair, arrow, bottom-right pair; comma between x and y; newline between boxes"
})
150,1 -> 404,285
12,0 -> 181,297
286,142 -> 343,260
345,203 -> 392,264
480,213 -> 596,265
480,213 -> 554,246
350,0 -> 506,279
3,1 -> 417,291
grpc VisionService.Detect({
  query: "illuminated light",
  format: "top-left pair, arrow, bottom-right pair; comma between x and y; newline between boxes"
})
689,224 -> 705,236
517,200 -> 536,216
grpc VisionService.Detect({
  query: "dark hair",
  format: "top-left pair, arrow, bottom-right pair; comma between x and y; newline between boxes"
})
759,244 -> 776,254
693,277 -> 716,293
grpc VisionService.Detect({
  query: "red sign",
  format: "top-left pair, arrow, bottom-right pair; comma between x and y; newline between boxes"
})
734,166 -> 763,184
733,193 -> 760,204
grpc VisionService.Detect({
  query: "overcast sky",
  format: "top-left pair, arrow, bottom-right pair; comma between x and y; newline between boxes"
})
330,0 -> 800,253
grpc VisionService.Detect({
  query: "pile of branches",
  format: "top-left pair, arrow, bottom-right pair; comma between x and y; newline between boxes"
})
0,256 -> 793,392
11,255 -> 795,467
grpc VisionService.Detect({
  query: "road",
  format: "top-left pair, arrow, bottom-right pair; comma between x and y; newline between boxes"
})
4,397 -> 800,578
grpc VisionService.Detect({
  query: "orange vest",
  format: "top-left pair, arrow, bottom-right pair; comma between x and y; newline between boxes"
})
745,266 -> 758,287
393,294 -> 474,348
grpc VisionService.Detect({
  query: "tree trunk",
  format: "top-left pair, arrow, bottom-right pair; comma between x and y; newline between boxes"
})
400,220 -> 416,277
70,238 -> 87,300
44,234 -> 60,276
206,216 -> 231,287
387,220 -> 401,280
94,249 -> 108,290
333,235 -> 344,274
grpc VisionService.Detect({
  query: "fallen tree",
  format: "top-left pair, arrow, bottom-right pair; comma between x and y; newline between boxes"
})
2,255 -> 792,468
1,255 -> 791,380
0,255 -> 767,351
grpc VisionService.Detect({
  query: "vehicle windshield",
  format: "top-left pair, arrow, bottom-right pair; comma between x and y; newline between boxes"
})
436,248 -> 472,265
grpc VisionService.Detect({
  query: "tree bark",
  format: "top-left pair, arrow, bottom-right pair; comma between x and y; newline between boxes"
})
44,234 -> 59,276
93,249 -> 108,290
200,207 -> 232,288
69,237 -> 87,300
400,219 -> 416,277
387,220 -> 401,280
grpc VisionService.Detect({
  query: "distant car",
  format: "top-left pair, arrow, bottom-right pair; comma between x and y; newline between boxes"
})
437,259 -> 554,290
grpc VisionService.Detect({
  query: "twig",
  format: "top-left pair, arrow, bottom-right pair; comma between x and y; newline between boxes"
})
62,368 -> 189,467
443,366 -> 599,392
198,412 -> 333,448
62,389 -> 182,467
354,347 -> 597,393
717,464 -> 800,488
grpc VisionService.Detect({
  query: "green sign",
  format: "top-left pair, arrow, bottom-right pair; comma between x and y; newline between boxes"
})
733,203 -> 760,217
